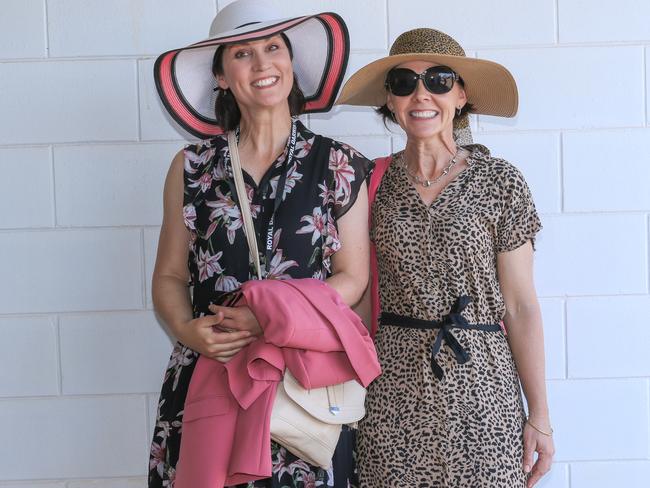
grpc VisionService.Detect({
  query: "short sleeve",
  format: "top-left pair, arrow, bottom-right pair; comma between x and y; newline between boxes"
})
495,164 -> 542,253
327,140 -> 373,220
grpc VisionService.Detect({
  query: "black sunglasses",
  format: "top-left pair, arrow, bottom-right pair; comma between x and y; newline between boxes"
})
385,66 -> 459,96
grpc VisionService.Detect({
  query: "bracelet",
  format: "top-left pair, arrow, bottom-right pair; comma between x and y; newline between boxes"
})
526,419 -> 553,436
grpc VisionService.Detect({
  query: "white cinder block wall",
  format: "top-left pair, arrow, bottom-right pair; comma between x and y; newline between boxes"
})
1,0 -> 648,486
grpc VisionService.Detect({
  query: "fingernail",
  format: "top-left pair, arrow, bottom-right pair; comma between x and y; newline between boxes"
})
524,465 -> 531,473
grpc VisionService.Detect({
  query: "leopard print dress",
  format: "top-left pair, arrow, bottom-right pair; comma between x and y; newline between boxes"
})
357,145 -> 541,487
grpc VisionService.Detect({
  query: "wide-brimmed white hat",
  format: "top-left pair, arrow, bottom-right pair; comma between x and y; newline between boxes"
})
336,28 -> 518,117
154,0 -> 349,138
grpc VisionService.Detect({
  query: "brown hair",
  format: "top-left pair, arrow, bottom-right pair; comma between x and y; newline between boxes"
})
211,33 -> 305,131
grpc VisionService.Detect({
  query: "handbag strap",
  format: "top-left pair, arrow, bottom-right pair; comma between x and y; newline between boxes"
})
227,130 -> 263,280
367,156 -> 392,337
228,132 -> 352,414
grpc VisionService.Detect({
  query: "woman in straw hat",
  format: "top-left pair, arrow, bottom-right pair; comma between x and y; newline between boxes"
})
148,1 -> 372,486
337,28 -> 554,487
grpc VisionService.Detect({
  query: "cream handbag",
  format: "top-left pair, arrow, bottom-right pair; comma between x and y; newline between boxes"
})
227,130 -> 367,468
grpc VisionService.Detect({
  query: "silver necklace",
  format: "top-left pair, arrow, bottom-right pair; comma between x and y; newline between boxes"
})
399,150 -> 460,188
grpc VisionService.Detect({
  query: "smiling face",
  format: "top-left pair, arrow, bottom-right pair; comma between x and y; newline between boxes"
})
386,60 -> 467,142
216,35 -> 294,114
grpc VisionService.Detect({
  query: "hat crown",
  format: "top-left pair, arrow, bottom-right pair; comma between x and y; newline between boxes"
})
209,0 -> 277,37
389,28 -> 466,58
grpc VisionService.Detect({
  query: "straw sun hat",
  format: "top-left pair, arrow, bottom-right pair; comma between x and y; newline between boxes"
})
154,0 -> 350,138
336,28 -> 518,118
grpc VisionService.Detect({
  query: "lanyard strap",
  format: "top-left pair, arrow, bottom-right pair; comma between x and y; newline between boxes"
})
227,119 -> 298,279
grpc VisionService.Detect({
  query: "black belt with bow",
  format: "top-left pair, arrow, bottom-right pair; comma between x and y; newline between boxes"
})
380,296 -> 502,380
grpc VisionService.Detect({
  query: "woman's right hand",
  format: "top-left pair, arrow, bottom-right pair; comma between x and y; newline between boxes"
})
173,315 -> 257,363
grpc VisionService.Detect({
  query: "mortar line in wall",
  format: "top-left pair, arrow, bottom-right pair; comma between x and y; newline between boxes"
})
55,315 -> 63,396
553,0 -> 560,44
1,476 -> 147,485
474,41 -> 650,51
385,0 -> 390,50
647,214 -> 650,294
563,298 -> 569,380
548,375 -> 650,382
461,126 -> 649,135
140,228 -> 148,309
562,458 -> 650,464
0,140 -> 187,150
559,132 -> 565,213
42,0 -> 50,57
6,476 -> 148,485
0,308 -> 153,319
144,393 -> 153,452
643,46 -> 648,127
49,145 -> 57,226
0,392 -> 159,401
135,60 -> 143,142
0,224 -> 162,233
646,378 -> 650,460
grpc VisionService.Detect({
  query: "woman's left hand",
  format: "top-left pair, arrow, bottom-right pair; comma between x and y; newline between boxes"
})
522,419 -> 555,487
208,304 -> 263,337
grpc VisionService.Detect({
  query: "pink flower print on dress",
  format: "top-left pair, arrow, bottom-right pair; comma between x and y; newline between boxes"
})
149,440 -> 166,478
165,343 -> 197,390
322,216 -> 341,262
206,187 -> 239,222
302,471 -> 318,488
338,142 -> 364,159
183,145 -> 215,175
222,185 -> 261,244
162,466 -> 175,487
328,148 -> 356,206
266,248 -> 299,280
269,161 -> 303,199
196,248 -> 224,282
296,207 -> 326,245
212,160 -> 227,181
295,134 -> 316,159
318,182 -> 335,206
187,171 -> 213,193
215,273 -> 241,292
182,204 -> 197,230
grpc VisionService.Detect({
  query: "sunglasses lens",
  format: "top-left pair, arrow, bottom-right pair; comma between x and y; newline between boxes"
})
424,67 -> 456,94
386,67 -> 458,96
387,69 -> 417,96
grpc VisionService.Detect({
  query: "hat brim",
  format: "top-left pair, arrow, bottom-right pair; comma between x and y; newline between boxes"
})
155,13 -> 349,138
335,53 -> 518,117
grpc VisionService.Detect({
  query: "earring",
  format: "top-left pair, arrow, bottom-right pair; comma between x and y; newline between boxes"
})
456,106 -> 462,116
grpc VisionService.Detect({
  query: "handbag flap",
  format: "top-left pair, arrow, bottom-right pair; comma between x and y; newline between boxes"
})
282,370 -> 366,424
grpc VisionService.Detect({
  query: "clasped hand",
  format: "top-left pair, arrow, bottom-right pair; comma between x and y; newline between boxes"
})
176,304 -> 263,363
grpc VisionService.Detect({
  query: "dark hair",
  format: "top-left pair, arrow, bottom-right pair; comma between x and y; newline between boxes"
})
376,72 -> 474,128
211,33 -> 305,131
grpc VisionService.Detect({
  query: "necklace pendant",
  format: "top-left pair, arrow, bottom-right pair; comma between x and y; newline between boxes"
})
422,179 -> 432,188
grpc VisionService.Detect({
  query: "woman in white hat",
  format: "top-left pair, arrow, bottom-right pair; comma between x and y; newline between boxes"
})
148,1 -> 372,486
337,28 -> 554,487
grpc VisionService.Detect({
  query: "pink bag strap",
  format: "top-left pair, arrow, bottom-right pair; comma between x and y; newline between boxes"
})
369,156 -> 392,210
368,156 -> 392,337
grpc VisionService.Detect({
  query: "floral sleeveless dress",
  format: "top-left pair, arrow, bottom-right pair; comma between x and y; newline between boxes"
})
148,120 -> 371,488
